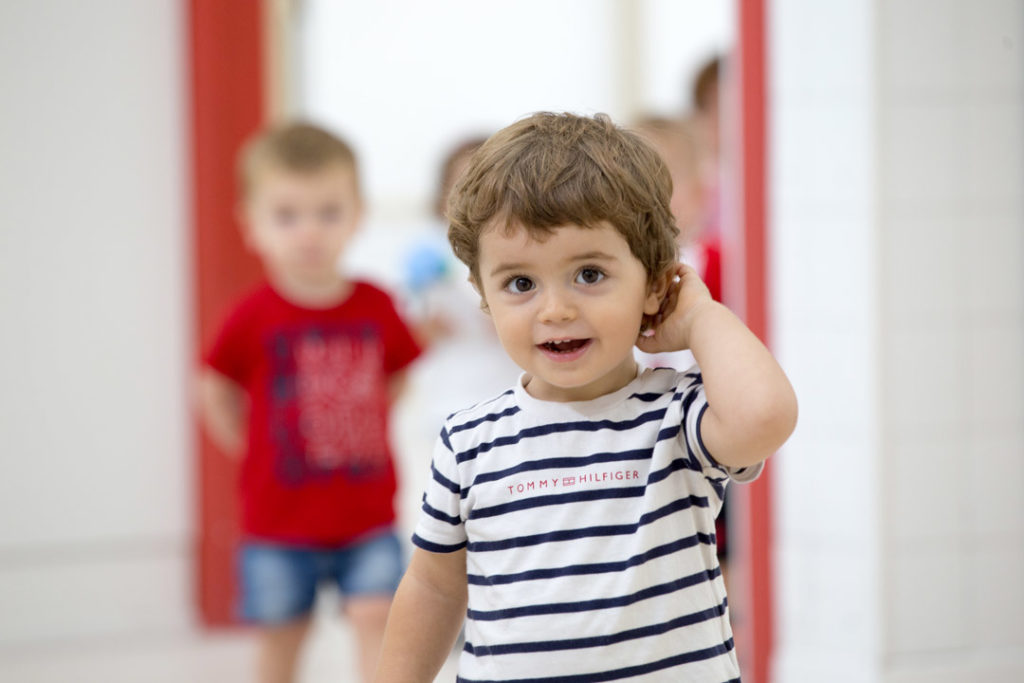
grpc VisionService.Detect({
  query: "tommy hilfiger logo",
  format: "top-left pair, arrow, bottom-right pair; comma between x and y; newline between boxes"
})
506,469 -> 642,496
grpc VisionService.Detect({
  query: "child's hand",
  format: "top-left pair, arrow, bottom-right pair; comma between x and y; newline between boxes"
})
636,263 -> 714,354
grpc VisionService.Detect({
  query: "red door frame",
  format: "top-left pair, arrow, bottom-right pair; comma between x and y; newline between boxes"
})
188,0 -> 267,626
736,1 -> 774,681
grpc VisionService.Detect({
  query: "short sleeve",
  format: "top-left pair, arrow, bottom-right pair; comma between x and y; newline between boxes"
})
204,301 -> 259,385
411,426 -> 467,553
373,288 -> 423,375
678,371 -> 763,490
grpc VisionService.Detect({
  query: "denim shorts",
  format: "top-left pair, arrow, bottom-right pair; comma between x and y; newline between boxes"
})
238,528 -> 404,624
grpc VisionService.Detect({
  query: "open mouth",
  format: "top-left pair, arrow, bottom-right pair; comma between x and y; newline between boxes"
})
538,338 -> 590,354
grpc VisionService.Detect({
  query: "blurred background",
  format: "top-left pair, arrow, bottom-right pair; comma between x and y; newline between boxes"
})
0,1 -> 1021,682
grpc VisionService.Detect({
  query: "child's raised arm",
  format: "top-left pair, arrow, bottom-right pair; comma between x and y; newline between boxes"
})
374,547 -> 468,682
637,264 -> 797,469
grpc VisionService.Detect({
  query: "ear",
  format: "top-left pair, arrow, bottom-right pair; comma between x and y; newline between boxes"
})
643,269 -> 672,315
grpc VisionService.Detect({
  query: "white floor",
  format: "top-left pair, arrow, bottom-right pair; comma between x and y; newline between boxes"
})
1,598 -> 460,683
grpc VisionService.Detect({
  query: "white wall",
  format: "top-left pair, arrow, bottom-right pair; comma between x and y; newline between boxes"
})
770,1 -> 1024,681
877,1 -> 1024,679
769,0 -> 881,679
0,0 -> 191,646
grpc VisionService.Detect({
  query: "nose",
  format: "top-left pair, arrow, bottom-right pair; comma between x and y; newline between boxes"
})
538,287 -> 577,323
296,220 -> 321,245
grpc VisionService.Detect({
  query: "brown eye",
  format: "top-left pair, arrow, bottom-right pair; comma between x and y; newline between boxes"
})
505,276 -> 534,294
576,267 -> 604,285
274,207 -> 298,227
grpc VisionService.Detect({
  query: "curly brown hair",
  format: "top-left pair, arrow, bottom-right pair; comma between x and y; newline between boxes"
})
447,112 -> 679,289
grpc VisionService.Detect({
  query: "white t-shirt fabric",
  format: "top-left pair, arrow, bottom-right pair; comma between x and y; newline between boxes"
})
413,366 -> 762,682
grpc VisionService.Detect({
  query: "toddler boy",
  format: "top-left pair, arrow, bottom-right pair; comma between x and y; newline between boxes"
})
374,112 -> 796,682
198,122 -> 421,683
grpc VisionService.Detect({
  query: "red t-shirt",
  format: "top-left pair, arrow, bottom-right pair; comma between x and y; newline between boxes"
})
205,281 -> 422,545
685,237 -> 721,303
699,237 -> 722,303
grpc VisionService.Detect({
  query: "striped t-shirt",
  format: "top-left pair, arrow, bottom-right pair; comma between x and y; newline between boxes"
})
413,366 -> 762,683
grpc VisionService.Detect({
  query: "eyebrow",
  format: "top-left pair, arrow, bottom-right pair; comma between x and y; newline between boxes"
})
487,250 -> 618,278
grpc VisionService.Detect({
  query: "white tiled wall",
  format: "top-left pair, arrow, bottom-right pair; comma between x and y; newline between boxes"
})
769,1 -> 881,682
771,0 -> 1024,681
878,1 -> 1024,677
0,0 -> 191,645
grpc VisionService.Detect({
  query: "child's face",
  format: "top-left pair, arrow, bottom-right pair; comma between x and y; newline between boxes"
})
243,163 -> 361,286
476,222 -> 664,402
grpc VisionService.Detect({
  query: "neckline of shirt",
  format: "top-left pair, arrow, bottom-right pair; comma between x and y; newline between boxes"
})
512,365 -> 650,417
265,279 -> 361,312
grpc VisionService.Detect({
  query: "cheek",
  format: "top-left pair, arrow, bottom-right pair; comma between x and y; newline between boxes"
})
601,295 -> 650,340
490,312 -> 517,344
489,306 -> 529,348
328,224 -> 354,246
245,226 -> 276,255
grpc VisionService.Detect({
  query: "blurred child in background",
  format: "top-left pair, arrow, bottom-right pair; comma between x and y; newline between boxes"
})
197,122 -> 422,683
631,115 -> 719,300
688,54 -> 725,302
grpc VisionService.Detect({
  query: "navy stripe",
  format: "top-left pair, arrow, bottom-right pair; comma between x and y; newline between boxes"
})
467,495 -> 708,552
454,408 -> 668,464
466,533 -> 715,586
656,424 -> 681,441
446,390 -> 516,426
456,638 -> 734,683
688,403 -> 727,500
708,478 -> 727,502
439,427 -> 453,451
467,566 -> 721,621
680,386 -> 699,413
468,486 -> 645,521
627,391 -> 666,403
678,399 -> 711,476
656,423 -> 704,476
464,448 -> 653,497
431,463 -> 460,494
449,404 -> 521,435
682,370 -> 703,386
421,501 -> 461,526
412,534 -> 466,553
464,598 -> 728,656
695,401 -> 716,466
647,455 -> 701,485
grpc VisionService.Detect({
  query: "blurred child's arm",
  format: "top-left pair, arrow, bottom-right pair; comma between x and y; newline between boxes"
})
388,370 -> 410,404
196,368 -> 246,456
637,264 -> 797,468
375,547 -> 467,682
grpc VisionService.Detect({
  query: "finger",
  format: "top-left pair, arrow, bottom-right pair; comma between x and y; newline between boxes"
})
657,279 -> 681,324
